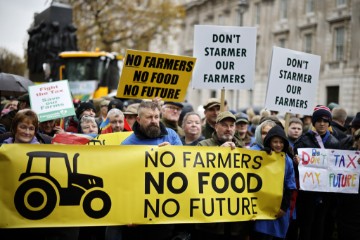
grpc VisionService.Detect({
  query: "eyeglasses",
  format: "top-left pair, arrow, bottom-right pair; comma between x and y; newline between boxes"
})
166,106 -> 182,112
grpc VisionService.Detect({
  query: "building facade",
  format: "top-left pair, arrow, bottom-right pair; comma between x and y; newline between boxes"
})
179,0 -> 360,116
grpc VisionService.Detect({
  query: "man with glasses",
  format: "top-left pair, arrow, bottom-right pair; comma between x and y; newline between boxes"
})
160,101 -> 184,137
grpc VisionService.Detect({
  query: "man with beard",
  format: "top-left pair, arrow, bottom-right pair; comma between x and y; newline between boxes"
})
107,101 -> 182,240
121,101 -> 182,146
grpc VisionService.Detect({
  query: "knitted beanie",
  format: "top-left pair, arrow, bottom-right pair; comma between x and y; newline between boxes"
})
312,105 -> 332,125
76,102 -> 96,119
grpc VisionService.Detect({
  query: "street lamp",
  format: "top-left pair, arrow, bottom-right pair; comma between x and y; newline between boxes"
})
237,0 -> 249,26
235,0 -> 249,110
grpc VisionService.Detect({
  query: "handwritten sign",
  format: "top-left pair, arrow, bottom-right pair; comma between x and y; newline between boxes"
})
116,49 -> 196,102
28,80 -> 75,122
265,47 -> 321,115
192,25 -> 257,90
298,148 -> 360,193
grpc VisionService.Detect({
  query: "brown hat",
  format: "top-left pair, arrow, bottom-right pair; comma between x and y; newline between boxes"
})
124,103 -> 139,115
216,111 -> 236,123
203,98 -> 221,109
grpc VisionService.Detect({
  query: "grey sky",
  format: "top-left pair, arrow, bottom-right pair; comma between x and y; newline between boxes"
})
0,0 -> 50,57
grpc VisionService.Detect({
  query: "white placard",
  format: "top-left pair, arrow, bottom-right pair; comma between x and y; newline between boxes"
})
28,80 -> 75,122
298,148 -> 360,194
192,25 -> 257,90
265,47 -> 321,115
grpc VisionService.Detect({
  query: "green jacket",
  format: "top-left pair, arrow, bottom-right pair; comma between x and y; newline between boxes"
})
202,121 -> 215,139
161,118 -> 184,137
198,131 -> 244,148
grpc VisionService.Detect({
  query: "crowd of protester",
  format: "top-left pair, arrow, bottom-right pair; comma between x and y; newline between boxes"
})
0,93 -> 360,240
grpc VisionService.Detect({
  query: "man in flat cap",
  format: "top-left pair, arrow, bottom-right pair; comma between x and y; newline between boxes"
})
202,98 -> 221,139
161,101 -> 184,137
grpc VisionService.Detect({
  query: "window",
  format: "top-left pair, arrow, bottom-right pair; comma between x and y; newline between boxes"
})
279,38 -> 286,48
254,3 -> 260,25
304,33 -> 312,53
306,0 -> 314,13
280,0 -> 287,19
326,86 -> 339,105
335,27 -> 345,61
336,0 -> 346,7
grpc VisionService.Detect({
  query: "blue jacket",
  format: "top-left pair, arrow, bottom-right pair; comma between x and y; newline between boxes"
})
121,121 -> 182,146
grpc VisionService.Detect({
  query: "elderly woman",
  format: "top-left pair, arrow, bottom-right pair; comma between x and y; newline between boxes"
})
181,112 -> 204,146
79,115 -> 99,135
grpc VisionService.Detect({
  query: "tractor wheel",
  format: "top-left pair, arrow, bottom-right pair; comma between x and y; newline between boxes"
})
83,190 -> 111,219
14,179 -> 57,220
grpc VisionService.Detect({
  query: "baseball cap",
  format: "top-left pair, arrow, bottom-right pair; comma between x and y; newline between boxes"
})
235,115 -> 249,124
216,111 -> 236,123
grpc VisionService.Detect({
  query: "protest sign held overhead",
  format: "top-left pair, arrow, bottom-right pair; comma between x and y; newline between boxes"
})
116,50 -> 196,102
192,25 -> 257,90
28,80 -> 75,122
265,47 -> 321,115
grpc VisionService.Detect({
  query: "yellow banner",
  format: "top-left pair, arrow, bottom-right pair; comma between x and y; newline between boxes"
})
0,144 -> 285,228
116,49 -> 196,102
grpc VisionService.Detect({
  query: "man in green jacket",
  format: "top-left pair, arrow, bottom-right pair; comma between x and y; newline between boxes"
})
194,111 -> 248,240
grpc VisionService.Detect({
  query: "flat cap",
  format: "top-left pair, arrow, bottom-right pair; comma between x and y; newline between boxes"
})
123,103 -> 139,115
163,101 -> 183,108
203,98 -> 221,110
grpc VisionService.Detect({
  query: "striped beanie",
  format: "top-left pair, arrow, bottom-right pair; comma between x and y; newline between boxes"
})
312,105 -> 332,125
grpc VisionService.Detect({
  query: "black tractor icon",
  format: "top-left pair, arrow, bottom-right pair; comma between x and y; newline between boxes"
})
14,151 -> 111,220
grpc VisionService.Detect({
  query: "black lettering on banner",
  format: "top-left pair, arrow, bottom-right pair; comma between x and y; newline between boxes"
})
150,72 -> 179,85
198,172 -> 262,194
144,198 -> 180,218
123,85 -> 139,96
189,197 -> 258,217
126,54 -> 142,66
215,61 -> 235,70
133,70 -> 149,82
145,172 -> 164,194
143,55 -> 194,72
145,150 -> 175,167
278,70 -> 312,83
286,57 -> 309,69
145,172 -> 188,194
212,34 -> 241,43
274,96 -> 308,109
204,47 -> 247,57
204,74 -> 245,83
140,87 -> 181,99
